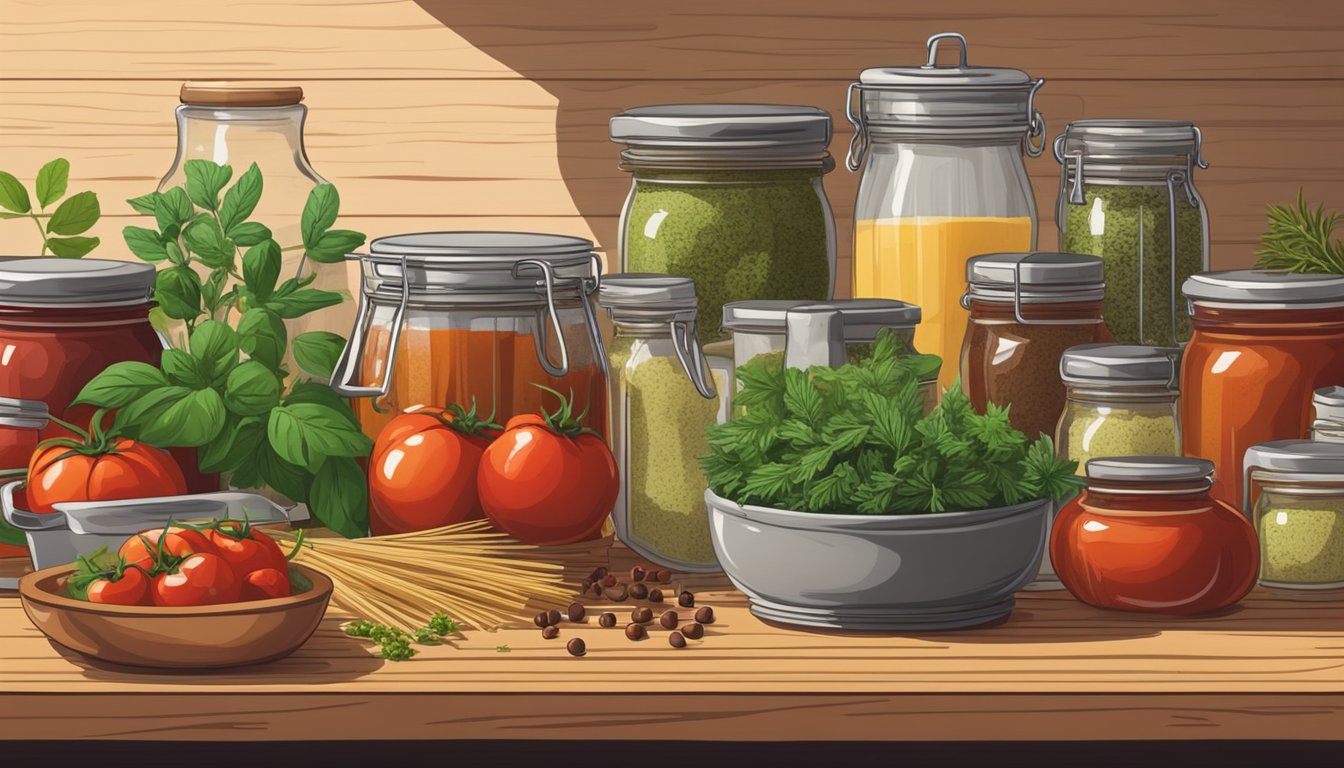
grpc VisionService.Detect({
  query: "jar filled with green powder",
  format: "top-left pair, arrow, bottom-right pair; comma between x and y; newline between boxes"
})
599,274 -> 731,572
1056,344 -> 1182,470
1244,440 -> 1344,591
1054,121 -> 1209,347
1312,386 -> 1344,444
610,105 -> 836,344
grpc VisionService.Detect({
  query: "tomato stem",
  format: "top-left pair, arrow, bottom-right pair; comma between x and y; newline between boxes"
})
530,384 -> 602,440
441,397 -> 504,438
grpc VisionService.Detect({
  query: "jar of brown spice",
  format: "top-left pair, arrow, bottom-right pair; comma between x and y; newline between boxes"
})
959,252 -> 1112,442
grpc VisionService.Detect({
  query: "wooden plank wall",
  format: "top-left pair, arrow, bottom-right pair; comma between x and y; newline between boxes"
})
1,0 -> 1341,298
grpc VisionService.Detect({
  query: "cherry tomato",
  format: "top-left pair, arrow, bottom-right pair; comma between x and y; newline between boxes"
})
207,521 -> 287,575
151,552 -> 240,606
118,527 -> 214,572
86,567 -> 151,606
240,568 -> 292,601
369,404 -> 500,535
27,438 -> 186,515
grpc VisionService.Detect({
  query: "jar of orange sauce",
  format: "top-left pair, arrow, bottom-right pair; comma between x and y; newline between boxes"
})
1180,270 -> 1344,505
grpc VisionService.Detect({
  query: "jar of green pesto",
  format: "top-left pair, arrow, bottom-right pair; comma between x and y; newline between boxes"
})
599,274 -> 731,572
1243,440 -> 1344,591
610,105 -> 836,344
1313,387 -> 1344,444
1054,120 -> 1210,347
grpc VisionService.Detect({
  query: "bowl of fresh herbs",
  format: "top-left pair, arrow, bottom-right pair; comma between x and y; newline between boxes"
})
701,331 -> 1080,631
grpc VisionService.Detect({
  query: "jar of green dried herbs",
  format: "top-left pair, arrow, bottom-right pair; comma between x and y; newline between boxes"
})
1055,344 -> 1182,470
1313,386 -> 1344,444
1243,440 -> 1344,591
610,105 -> 836,344
1054,120 -> 1209,347
599,274 -> 731,572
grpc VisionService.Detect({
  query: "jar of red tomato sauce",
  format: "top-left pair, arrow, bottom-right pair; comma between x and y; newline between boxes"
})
1180,270 -> 1344,505
1051,456 -> 1258,615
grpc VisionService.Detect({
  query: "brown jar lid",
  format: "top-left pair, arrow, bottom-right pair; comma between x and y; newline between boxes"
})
180,82 -> 303,107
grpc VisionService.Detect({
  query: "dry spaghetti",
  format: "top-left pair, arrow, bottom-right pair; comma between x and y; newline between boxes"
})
273,520 -> 577,631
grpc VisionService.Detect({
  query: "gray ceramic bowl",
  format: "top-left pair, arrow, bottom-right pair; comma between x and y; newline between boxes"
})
705,489 -> 1050,631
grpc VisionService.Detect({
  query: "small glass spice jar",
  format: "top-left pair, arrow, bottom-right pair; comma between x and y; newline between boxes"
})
1056,344 -> 1182,470
960,252 -> 1113,442
599,274 -> 730,572
1052,457 -> 1259,615
1054,120 -> 1209,347
610,105 -> 836,344
1243,440 -> 1344,591
1312,386 -> 1344,443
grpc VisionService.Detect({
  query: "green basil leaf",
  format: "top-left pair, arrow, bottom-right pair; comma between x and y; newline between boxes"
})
182,216 -> 234,268
165,240 -> 187,267
126,192 -> 162,216
123,226 -> 167,262
183,160 -> 232,212
198,414 -> 266,475
0,517 -> 27,548
137,387 -> 228,448
237,308 -> 287,371
113,385 -> 190,441
285,381 -> 358,426
268,288 -> 343,319
35,158 -> 70,210
300,184 -> 340,249
0,171 -> 31,213
44,236 -> 100,259
234,438 -> 310,503
45,191 -> 100,236
162,348 -> 207,388
305,228 -> 365,264
201,269 -> 229,313
273,277 -> 300,299
242,239 -> 281,301
188,320 -> 240,383
228,221 -> 272,247
154,266 -> 202,321
224,360 -> 281,416
268,402 -> 372,471
154,187 -> 193,232
71,361 -> 169,408
292,331 -> 346,380
219,162 -> 262,234
308,456 -> 368,538
287,565 -> 313,594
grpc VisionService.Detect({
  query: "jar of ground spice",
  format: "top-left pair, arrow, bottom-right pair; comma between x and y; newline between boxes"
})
1312,387 -> 1344,444
599,274 -> 731,572
1056,344 -> 1182,470
960,252 -> 1112,442
1243,440 -> 1344,591
610,105 -> 836,344
1054,120 -> 1209,347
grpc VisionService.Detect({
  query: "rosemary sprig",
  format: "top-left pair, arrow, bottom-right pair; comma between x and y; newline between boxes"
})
1254,190 -> 1344,275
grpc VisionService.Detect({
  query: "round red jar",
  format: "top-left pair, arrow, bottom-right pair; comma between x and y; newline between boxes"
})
1051,456 -> 1258,615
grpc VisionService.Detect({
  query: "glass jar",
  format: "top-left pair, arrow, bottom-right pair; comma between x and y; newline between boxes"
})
1243,440 -> 1344,591
331,233 -> 609,442
960,252 -> 1111,442
1056,344 -> 1182,469
847,32 -> 1045,392
1313,386 -> 1344,443
158,83 -> 351,354
1055,120 -> 1209,347
610,105 -> 836,344
1181,270 -> 1344,505
599,275 -> 729,571
1052,457 -> 1258,615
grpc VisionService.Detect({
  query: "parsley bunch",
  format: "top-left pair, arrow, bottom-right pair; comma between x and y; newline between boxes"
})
701,329 -> 1079,515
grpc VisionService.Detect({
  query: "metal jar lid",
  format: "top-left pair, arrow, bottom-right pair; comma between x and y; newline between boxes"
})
1085,456 -> 1214,494
598,274 -> 698,320
1243,439 -> 1344,510
845,32 -> 1046,170
1315,386 -> 1344,422
721,299 -> 920,339
0,397 -> 49,430
1054,120 -> 1206,165
610,105 -> 833,170
965,252 -> 1106,317
1059,344 -> 1181,389
1183,270 -> 1344,310
0,258 -> 156,308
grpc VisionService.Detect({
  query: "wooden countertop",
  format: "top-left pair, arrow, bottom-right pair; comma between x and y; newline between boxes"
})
1,542 -> 1343,744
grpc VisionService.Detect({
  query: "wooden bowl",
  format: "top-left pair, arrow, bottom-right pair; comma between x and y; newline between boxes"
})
18,564 -> 333,669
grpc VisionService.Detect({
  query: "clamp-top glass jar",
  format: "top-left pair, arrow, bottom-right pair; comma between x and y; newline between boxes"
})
1056,344 -> 1182,471
1055,120 -> 1210,347
1313,387 -> 1344,443
1244,440 -> 1344,590
599,275 -> 729,571
331,233 -> 609,442
847,32 -> 1045,392
610,105 -> 836,344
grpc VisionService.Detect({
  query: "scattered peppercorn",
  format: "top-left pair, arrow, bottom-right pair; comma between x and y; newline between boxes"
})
590,566 -> 609,582
630,566 -> 646,582
567,638 -> 587,657
542,625 -> 560,640
679,590 -> 695,608
629,583 -> 649,600
599,612 -> 617,628
604,584 -> 629,602
603,574 -> 618,588
681,622 -> 704,639
668,631 -> 687,649
659,610 -> 679,630
695,606 -> 715,624
534,612 -> 551,628
590,582 -> 605,598
547,609 -> 562,627
654,569 -> 671,583
625,623 -> 647,641
648,588 -> 664,603
631,606 -> 653,624
567,602 -> 586,622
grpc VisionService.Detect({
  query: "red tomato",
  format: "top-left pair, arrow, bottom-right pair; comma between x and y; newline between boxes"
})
368,405 -> 498,535
118,527 -> 214,572
477,402 -> 618,546
240,567 -> 292,601
151,553 -> 241,606
207,521 -> 287,575
27,438 -> 187,514
87,567 -> 151,606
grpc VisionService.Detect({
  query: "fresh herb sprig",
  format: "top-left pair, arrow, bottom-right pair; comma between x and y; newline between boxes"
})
71,161 -> 372,537
1255,190 -> 1344,275
701,330 -> 1079,515
0,158 -> 102,257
